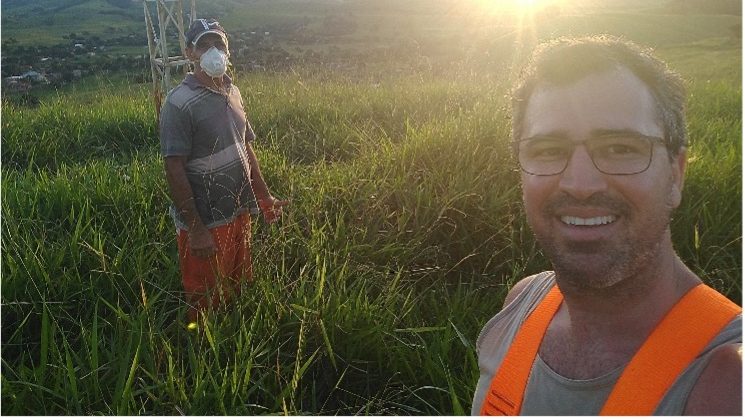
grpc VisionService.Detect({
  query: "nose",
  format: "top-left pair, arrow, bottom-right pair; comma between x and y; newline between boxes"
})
558,146 -> 609,200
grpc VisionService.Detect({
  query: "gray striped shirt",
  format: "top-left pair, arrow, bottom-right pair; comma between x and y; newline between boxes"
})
160,73 -> 258,230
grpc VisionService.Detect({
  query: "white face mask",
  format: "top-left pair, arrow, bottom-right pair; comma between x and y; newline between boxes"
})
199,46 -> 229,78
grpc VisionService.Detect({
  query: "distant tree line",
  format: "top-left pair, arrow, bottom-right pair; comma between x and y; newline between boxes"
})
105,0 -> 138,9
3,0 -> 741,90
665,0 -> 741,15
2,31 -> 148,79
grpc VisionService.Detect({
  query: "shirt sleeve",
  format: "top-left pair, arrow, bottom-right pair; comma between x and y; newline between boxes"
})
159,100 -> 192,157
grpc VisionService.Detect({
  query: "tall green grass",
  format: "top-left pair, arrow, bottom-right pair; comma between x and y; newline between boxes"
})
1,62 -> 740,414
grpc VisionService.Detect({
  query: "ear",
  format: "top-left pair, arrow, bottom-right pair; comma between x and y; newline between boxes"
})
185,45 -> 197,61
669,148 -> 687,208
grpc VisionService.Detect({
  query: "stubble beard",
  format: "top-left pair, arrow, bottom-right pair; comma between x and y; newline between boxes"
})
540,231 -> 666,294
531,193 -> 674,294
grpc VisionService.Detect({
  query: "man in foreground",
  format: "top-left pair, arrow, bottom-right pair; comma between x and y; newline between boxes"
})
472,36 -> 741,415
160,19 -> 288,323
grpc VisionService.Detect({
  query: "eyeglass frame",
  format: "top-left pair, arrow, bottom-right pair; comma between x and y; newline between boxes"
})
513,133 -> 667,176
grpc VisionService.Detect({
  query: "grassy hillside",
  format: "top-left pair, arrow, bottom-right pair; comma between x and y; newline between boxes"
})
3,0 -> 740,49
2,0 -> 142,45
1,3 -> 742,416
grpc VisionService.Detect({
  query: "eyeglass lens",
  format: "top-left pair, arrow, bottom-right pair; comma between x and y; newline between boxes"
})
518,135 -> 656,176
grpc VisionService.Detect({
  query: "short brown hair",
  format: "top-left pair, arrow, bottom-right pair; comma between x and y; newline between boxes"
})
512,35 -> 687,157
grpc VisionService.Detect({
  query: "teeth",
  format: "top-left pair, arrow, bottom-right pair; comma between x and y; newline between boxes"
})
561,215 -> 616,226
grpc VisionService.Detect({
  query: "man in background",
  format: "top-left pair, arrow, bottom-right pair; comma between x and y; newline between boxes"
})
159,18 -> 288,323
472,36 -> 741,415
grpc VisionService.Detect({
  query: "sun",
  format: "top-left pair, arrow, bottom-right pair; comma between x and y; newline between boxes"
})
514,0 -> 539,10
474,0 -> 559,13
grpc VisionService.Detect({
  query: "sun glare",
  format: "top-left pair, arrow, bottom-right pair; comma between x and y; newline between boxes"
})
477,0 -> 556,13
515,0 -> 539,10
462,0 -> 570,83
460,0 -> 576,80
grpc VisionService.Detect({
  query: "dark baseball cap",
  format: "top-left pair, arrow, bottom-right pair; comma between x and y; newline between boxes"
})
186,18 -> 228,46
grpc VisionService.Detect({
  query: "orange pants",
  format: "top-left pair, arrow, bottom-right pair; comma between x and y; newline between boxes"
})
177,212 -> 252,321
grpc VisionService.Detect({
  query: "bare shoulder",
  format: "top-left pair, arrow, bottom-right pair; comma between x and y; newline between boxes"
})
684,343 -> 742,415
476,273 -> 546,353
502,274 -> 540,309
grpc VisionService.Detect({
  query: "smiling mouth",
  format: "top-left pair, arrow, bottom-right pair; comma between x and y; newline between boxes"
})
560,215 -> 617,226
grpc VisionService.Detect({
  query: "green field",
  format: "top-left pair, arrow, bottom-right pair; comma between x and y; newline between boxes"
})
1,2 -> 741,415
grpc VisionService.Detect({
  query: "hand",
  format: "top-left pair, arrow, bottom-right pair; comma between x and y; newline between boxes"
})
189,227 -> 217,258
259,196 -> 290,224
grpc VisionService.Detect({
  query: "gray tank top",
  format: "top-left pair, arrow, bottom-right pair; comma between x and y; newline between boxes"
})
471,272 -> 742,415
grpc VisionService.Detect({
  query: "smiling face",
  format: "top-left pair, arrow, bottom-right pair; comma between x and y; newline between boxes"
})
520,67 -> 686,290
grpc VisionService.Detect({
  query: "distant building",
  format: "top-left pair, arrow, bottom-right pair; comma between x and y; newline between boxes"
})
20,71 -> 49,83
3,72 -> 45,90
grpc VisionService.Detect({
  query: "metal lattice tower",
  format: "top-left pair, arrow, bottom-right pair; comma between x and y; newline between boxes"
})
143,0 -> 197,121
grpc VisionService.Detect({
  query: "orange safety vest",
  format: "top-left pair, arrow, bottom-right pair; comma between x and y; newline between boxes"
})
480,283 -> 741,416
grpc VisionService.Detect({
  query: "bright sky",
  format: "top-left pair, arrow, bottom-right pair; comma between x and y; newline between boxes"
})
476,0 -> 562,13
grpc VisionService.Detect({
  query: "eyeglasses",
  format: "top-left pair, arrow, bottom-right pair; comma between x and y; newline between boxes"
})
515,134 -> 665,176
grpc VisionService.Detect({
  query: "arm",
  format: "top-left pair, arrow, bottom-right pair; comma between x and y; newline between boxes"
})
164,156 -> 216,258
245,142 -> 289,223
683,343 -> 742,415
245,141 -> 271,202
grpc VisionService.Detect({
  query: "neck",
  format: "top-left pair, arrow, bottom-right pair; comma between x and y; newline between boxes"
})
538,235 -> 702,379
195,69 -> 225,91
